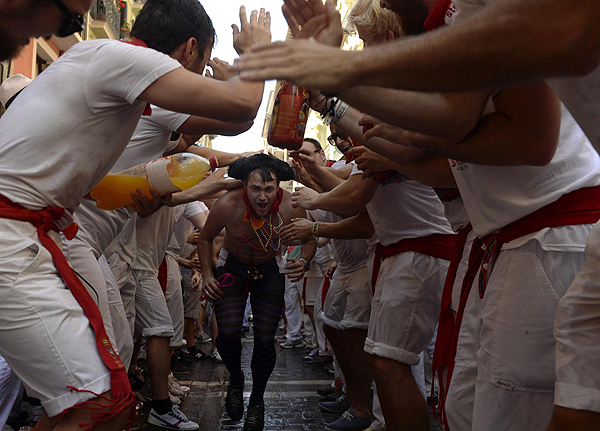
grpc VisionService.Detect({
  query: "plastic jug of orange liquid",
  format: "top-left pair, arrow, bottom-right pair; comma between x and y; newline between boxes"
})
90,153 -> 210,210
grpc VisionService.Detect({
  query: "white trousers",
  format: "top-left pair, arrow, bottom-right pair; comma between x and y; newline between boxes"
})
284,276 -> 303,343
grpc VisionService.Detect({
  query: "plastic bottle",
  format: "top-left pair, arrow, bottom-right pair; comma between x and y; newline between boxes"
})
90,153 -> 210,210
267,81 -> 311,150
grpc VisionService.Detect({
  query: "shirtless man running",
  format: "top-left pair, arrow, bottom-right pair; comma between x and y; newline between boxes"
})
198,154 -> 316,431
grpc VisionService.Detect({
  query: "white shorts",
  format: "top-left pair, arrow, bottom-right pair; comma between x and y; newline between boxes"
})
554,220 -> 600,413
165,254 -> 184,347
133,269 -> 174,339
322,265 -> 372,331
64,237 -> 116,349
0,219 -> 111,417
182,266 -> 203,319
304,276 -> 323,307
365,251 -> 448,365
457,239 -> 586,431
99,256 -> 134,369
107,252 -> 136,337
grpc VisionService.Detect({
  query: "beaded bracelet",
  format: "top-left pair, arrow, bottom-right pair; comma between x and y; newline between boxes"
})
313,221 -> 321,238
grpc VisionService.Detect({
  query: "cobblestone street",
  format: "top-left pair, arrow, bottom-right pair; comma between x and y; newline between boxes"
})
137,328 -> 444,431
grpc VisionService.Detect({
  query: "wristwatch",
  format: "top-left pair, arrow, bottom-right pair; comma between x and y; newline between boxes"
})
298,257 -> 310,272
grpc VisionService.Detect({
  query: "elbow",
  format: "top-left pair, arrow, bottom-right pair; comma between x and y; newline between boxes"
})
234,121 -> 254,135
527,147 -> 555,167
554,9 -> 600,76
350,189 -> 372,208
231,98 -> 260,123
525,136 -> 557,166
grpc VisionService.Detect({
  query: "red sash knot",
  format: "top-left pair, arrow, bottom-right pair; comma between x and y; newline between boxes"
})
0,194 -> 135,430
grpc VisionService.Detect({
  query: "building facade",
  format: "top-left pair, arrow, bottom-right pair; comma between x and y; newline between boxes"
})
0,0 -> 145,110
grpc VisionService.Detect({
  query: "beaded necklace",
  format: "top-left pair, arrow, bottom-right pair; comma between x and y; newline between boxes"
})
247,212 -> 284,252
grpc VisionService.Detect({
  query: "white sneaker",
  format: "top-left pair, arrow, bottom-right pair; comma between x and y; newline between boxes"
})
210,350 -> 223,363
148,406 -> 199,430
168,373 -> 191,395
279,340 -> 304,349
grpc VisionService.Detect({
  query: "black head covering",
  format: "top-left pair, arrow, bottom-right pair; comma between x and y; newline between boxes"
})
229,153 -> 295,182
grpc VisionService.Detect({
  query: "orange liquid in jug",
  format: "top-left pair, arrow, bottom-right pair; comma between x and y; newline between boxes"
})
91,157 -> 210,210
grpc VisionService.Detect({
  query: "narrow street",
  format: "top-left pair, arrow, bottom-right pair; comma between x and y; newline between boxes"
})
138,328 -> 444,431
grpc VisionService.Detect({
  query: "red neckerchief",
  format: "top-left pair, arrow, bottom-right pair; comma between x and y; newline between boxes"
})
120,38 -> 152,116
423,0 -> 452,31
243,188 -> 284,230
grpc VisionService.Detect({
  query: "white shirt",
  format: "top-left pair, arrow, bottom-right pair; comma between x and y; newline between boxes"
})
0,39 -> 181,213
304,210 -> 335,277
311,209 -> 372,273
310,162 -> 374,272
452,0 -> 600,154
433,188 -> 470,232
167,202 -> 208,257
351,165 -> 454,246
134,202 -> 204,273
449,105 -> 600,249
73,105 -> 190,257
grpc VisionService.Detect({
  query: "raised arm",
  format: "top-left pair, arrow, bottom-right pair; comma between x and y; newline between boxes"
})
360,81 -> 561,166
163,169 -> 241,207
235,0 -> 600,93
142,6 -> 271,123
281,208 -> 374,243
292,173 -> 377,213
140,71 -> 264,124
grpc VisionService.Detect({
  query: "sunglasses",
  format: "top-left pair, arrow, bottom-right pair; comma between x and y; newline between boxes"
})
49,0 -> 85,37
327,133 -> 349,145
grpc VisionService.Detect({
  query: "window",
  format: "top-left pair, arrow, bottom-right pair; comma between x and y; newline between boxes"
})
0,61 -> 9,117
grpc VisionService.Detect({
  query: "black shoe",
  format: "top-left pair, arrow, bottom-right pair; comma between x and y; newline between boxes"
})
244,403 -> 264,431
181,350 -> 208,363
178,351 -> 194,365
170,353 -> 185,373
192,349 -> 209,361
317,385 -> 336,397
326,389 -> 344,401
226,385 -> 245,421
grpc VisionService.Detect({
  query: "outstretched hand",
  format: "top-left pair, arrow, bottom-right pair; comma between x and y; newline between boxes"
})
358,113 -> 420,147
235,39 -> 355,92
206,58 -> 237,81
280,217 -> 314,243
351,146 -> 397,179
233,6 -> 272,55
289,147 -> 320,174
283,0 -> 343,47
291,186 -> 319,210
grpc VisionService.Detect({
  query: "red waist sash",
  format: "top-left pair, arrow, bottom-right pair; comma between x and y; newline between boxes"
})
431,225 -> 472,426
371,233 -> 457,292
0,194 -> 135,429
432,185 -> 600,429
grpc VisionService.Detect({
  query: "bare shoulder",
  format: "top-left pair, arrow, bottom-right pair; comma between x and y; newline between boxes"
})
210,189 -> 244,220
280,189 -> 307,222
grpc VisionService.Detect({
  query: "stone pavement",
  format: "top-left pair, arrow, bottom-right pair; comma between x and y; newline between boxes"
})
138,328 -> 444,431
